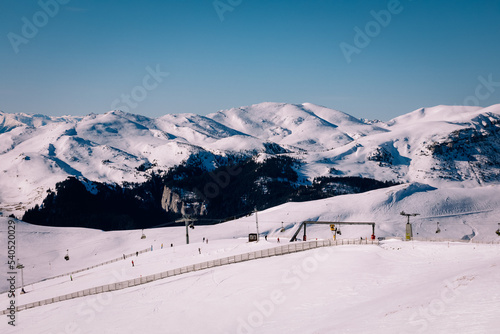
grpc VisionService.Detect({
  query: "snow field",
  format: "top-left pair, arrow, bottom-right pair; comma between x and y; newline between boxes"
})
1,238 -> 499,334
1,177 -> 500,333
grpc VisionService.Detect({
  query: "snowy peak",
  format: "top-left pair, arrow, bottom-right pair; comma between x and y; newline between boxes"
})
207,102 -> 384,151
1,103 -> 500,216
300,102 -> 367,126
155,113 -> 248,143
387,104 -> 500,127
0,111 -> 81,134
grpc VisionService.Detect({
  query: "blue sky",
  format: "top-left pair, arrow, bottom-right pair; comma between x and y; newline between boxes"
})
1,0 -> 499,121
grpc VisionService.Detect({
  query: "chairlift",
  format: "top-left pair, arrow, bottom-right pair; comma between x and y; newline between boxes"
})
141,229 -> 146,239
189,223 -> 195,229
496,223 -> 500,236
337,227 -> 342,236
280,222 -> 285,233
436,222 -> 441,234
64,249 -> 69,261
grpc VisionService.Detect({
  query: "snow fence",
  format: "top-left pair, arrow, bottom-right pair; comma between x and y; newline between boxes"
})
18,247 -> 152,289
2,238 -> 377,314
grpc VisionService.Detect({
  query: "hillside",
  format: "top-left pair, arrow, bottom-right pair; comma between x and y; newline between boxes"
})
2,161 -> 500,332
1,188 -> 499,333
1,103 -> 500,222
3,181 -> 500,291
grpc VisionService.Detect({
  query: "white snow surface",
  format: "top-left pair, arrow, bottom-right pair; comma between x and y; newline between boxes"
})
3,102 -> 500,216
1,180 -> 500,333
1,102 -> 500,332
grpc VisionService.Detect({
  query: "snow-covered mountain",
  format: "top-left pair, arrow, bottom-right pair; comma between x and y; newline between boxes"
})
3,103 -> 500,333
1,102 -> 500,216
208,102 -> 387,151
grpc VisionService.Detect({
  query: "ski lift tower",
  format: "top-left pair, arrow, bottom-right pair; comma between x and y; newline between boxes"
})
400,211 -> 419,241
16,260 -> 24,293
181,204 -> 196,245
180,216 -> 195,245
172,213 -> 223,245
254,207 -> 260,242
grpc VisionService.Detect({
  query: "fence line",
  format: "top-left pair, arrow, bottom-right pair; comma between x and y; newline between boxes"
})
10,247 -> 153,291
6,237 -> 497,315
382,237 -> 500,244
1,238 -> 378,315
15,236 -> 499,290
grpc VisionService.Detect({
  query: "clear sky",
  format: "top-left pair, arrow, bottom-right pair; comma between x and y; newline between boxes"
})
1,0 -> 499,121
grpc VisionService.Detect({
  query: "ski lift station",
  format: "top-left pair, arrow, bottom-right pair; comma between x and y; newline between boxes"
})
290,221 -> 376,242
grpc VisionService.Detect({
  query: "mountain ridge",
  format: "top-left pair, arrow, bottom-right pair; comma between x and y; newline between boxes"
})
1,102 -> 500,217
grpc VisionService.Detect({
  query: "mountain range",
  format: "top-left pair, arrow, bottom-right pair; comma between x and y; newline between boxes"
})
1,102 -> 500,219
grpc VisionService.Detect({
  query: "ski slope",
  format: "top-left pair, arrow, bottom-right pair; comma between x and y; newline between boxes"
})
1,180 -> 500,333
2,181 -> 500,291
0,225 -> 499,334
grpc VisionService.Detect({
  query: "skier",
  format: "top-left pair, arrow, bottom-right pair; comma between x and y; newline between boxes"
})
136,251 -> 138,257
203,237 -> 205,243
265,235 -> 268,241
198,248 -> 201,254
132,260 -> 134,267
277,237 -> 280,243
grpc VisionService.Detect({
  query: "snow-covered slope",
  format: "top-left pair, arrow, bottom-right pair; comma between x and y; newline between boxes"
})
208,102 -> 387,151
302,104 -> 500,185
0,110 -> 267,215
4,239 -> 499,334
1,183 -> 499,334
2,102 -> 500,333
1,103 -> 500,216
2,181 -> 500,291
